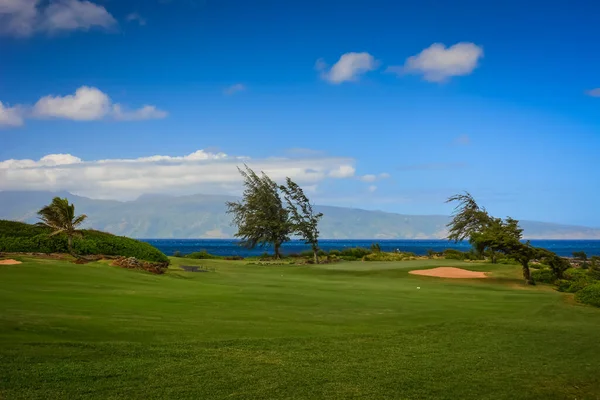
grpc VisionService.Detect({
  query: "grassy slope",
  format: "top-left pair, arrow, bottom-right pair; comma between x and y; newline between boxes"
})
1,257 -> 600,399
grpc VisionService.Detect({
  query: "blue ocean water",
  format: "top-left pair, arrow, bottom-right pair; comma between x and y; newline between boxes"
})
140,239 -> 600,258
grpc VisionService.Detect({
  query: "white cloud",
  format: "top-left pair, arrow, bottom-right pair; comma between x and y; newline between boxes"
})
112,104 -> 168,121
0,150 -> 358,200
328,165 -> 356,178
0,101 -> 24,127
33,86 -> 111,120
223,83 -> 246,95
388,42 -> 483,82
359,173 -> 390,182
318,52 -> 379,84
586,88 -> 600,97
126,12 -> 146,26
30,86 -> 167,122
368,185 -> 377,193
0,0 -> 117,37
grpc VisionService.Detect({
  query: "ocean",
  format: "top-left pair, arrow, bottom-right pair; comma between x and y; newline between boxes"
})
140,239 -> 600,258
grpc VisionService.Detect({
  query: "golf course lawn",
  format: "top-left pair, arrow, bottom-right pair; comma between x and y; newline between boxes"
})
1,256 -> 600,399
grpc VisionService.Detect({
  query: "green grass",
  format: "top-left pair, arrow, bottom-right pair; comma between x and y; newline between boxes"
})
1,256 -> 600,399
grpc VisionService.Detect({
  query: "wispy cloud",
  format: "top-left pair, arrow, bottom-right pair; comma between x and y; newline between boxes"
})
387,42 -> 483,83
317,52 -> 379,84
0,0 -> 117,37
586,88 -> 600,97
0,150 -> 358,200
359,173 -> 391,182
452,134 -> 471,146
0,101 -> 24,127
126,12 -> 146,26
224,83 -> 246,95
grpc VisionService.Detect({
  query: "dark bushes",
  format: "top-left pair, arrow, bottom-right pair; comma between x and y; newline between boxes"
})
0,220 -> 168,263
531,268 -> 557,284
575,284 -> 600,307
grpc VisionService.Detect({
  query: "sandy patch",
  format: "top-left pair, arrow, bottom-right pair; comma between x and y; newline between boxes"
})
409,267 -> 487,279
0,259 -> 22,265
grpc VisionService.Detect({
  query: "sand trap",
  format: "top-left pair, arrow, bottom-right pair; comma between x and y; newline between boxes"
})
409,267 -> 487,279
0,259 -> 22,265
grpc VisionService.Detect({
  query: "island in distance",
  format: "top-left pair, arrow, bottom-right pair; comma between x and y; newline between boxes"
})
1,190 -> 599,240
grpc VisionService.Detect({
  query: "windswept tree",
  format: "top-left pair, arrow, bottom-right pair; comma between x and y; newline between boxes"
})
37,197 -> 87,257
227,165 -> 291,259
446,192 -> 492,242
280,177 -> 323,264
446,192 -> 541,285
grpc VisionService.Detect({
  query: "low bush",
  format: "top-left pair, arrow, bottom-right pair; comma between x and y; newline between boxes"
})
443,249 -> 467,260
575,283 -> 600,307
564,268 -> 589,281
556,278 -> 592,293
363,252 -> 415,262
340,247 -> 371,260
0,220 -> 168,263
186,250 -> 221,260
531,268 -> 557,284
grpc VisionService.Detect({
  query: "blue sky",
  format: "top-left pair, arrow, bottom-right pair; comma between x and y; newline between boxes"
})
1,0 -> 599,226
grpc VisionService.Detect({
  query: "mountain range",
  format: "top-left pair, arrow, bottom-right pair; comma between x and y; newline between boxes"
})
1,191 -> 599,239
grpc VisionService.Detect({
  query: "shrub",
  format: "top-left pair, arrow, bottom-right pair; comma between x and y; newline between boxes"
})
364,252 -> 412,262
328,250 -> 341,257
531,268 -> 557,284
173,250 -> 183,257
443,249 -> 467,260
564,268 -> 589,281
186,250 -> 220,260
340,247 -> 371,259
556,279 -> 592,293
575,284 -> 600,307
0,220 -> 168,263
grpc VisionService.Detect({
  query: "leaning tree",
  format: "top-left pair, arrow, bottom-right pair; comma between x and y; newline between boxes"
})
226,165 -> 291,259
37,197 -> 87,258
280,177 -> 323,264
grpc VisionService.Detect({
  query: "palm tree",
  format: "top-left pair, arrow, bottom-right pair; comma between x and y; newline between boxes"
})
37,197 -> 87,257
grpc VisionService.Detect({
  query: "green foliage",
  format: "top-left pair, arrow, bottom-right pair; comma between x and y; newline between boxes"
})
556,268 -> 595,293
575,284 -> 600,307
443,249 -> 469,260
227,165 -> 291,259
173,251 -> 183,258
36,197 -> 88,256
363,252 -> 415,262
531,268 -> 557,284
0,220 -> 168,263
588,257 -> 600,280
339,247 -> 372,260
370,243 -> 382,253
564,268 -> 589,281
280,177 -> 323,263
186,250 -> 221,260
445,192 -> 491,242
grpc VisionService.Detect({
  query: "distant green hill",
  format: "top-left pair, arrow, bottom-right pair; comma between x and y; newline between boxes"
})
1,191 -> 599,239
0,220 -> 168,263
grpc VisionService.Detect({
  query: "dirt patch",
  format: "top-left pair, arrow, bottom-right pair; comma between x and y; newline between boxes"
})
0,259 -> 22,265
409,267 -> 488,279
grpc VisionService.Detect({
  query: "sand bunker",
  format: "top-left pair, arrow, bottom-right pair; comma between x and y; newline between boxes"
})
409,267 -> 487,279
0,259 -> 22,265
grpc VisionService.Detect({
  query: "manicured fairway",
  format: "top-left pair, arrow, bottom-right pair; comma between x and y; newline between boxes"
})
1,256 -> 599,399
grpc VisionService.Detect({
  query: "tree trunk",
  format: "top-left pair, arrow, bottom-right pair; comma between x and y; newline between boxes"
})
491,251 -> 497,264
274,242 -> 281,260
521,260 -> 534,285
67,235 -> 74,257
313,246 -> 319,264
